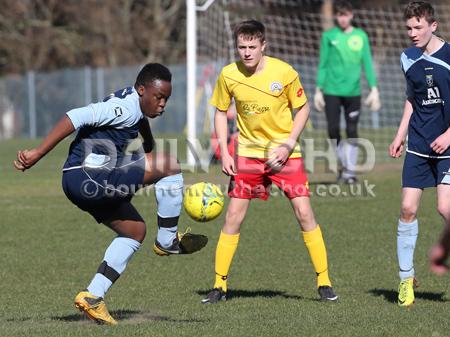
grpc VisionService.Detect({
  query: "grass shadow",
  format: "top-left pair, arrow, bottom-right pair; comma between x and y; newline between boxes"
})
368,288 -> 448,303
196,289 -> 304,301
52,310 -> 206,324
51,310 -> 166,323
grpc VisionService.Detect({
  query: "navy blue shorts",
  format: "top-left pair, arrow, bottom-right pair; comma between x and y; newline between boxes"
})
62,156 -> 145,223
402,152 -> 450,189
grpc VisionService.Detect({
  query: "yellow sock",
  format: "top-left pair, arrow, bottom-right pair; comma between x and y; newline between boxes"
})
213,231 -> 240,292
302,225 -> 332,287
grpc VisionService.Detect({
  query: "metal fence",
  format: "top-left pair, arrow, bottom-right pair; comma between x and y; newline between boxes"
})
0,64 -> 189,139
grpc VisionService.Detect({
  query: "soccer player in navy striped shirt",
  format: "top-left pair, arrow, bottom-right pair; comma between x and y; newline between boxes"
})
389,1 -> 450,307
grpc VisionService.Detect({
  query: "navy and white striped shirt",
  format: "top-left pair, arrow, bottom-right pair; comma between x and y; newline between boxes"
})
401,42 -> 450,158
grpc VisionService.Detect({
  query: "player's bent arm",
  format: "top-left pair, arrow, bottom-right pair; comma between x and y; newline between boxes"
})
389,99 -> 413,157
14,115 -> 75,171
430,127 -> 450,154
214,108 -> 230,156
214,108 -> 236,175
39,115 -> 76,151
267,103 -> 309,167
395,99 -> 413,142
289,102 -> 310,147
139,117 -> 155,153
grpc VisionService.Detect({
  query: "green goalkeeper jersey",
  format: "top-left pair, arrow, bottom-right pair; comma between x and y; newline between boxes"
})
316,27 -> 377,97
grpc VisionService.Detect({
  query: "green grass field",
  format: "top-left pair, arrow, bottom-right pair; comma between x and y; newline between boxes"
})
1,138 -> 450,337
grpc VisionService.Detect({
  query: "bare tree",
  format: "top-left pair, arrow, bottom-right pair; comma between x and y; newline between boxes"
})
0,0 -> 186,75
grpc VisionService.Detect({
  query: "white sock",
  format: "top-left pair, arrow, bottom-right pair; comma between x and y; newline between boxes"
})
337,140 -> 346,173
397,219 -> 418,280
155,173 -> 183,248
87,237 -> 141,298
342,141 -> 358,179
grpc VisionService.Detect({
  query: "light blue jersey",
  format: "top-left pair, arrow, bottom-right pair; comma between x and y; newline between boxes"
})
63,87 -> 144,171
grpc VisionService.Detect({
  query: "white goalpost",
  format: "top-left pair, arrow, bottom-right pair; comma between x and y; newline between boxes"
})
186,0 -> 197,167
186,0 -> 232,167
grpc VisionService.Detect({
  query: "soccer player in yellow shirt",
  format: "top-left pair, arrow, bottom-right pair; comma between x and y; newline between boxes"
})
201,20 -> 338,304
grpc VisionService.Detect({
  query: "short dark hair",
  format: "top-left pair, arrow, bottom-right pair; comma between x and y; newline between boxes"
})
404,1 -> 436,24
135,63 -> 172,87
233,20 -> 265,44
333,0 -> 353,14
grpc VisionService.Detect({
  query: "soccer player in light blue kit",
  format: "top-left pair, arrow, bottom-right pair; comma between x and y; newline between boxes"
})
14,63 -> 207,324
389,1 -> 450,307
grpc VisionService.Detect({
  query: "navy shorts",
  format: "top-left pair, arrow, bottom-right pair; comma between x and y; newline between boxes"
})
402,152 -> 450,189
62,156 -> 145,223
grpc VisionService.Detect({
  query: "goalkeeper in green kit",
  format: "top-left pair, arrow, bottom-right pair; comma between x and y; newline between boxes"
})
315,0 -> 380,183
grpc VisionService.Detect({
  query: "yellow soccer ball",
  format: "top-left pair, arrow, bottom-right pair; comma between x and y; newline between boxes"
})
184,182 -> 224,222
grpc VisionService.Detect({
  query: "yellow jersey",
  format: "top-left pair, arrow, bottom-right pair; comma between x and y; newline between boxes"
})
210,56 -> 307,158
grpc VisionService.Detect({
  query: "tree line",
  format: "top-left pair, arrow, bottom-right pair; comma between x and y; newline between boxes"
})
0,0 -> 186,76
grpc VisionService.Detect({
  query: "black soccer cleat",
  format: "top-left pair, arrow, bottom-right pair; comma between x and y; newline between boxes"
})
153,230 -> 208,256
201,288 -> 227,304
337,173 -> 358,185
344,176 -> 358,185
318,286 -> 338,301
178,232 -> 208,254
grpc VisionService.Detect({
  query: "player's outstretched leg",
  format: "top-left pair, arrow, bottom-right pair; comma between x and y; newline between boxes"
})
291,197 -> 338,301
202,198 -> 249,304
75,203 -> 144,325
143,152 -> 208,256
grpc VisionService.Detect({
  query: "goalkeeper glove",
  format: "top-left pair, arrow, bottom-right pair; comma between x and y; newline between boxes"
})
314,88 -> 325,112
364,87 -> 381,112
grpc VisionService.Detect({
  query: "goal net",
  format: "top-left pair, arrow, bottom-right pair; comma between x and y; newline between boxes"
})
192,0 -> 450,168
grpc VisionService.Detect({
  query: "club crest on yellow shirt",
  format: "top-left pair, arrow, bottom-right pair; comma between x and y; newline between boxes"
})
270,81 -> 283,93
